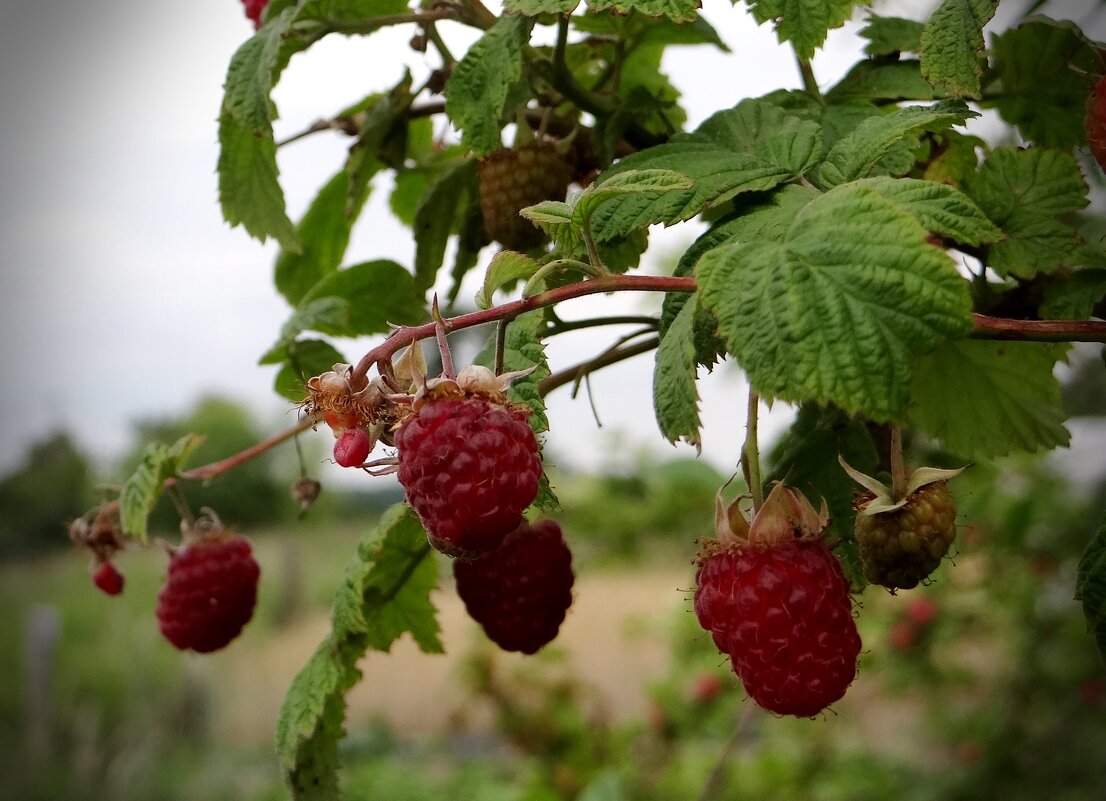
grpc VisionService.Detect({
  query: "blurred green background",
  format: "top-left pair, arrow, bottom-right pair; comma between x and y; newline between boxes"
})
2,365 -> 1106,801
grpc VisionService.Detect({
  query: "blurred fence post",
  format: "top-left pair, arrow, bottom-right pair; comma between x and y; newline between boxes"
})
24,604 -> 61,763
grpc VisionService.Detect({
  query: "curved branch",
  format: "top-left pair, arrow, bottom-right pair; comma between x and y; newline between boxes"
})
351,274 -> 697,381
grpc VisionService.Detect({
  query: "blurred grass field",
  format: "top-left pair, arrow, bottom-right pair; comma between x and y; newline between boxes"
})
3,451 -> 1106,801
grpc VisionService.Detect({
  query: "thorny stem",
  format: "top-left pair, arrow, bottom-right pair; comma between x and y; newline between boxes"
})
350,275 -> 1106,385
351,274 -> 697,382
889,426 -> 908,500
741,389 -> 764,513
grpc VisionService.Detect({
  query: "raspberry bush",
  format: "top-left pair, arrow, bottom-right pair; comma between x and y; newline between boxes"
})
68,0 -> 1106,797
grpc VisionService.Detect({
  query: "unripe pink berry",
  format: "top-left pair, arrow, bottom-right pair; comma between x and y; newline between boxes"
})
333,428 -> 372,468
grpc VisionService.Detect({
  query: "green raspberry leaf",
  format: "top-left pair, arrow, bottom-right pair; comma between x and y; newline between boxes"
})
218,12 -> 305,251
653,295 -> 702,448
590,99 -> 821,240
697,183 -> 973,420
505,0 -> 579,12
591,142 -> 791,239
521,201 -> 579,251
476,250 -> 542,310
816,99 -> 976,188
855,176 -> 1002,246
277,505 -> 439,800
276,639 -> 355,801
919,0 -> 998,99
742,0 -> 860,59
590,0 -> 700,23
984,18 -> 1105,149
963,147 -> 1089,279
119,435 -> 203,543
413,160 -> 478,293
859,15 -> 924,56
826,61 -> 939,104
1076,515 -> 1106,668
445,15 -> 534,157
332,505 -> 442,652
298,260 -> 426,336
908,340 -> 1070,460
1040,269 -> 1106,321
576,169 -> 694,241
274,168 -> 374,306
695,99 -> 824,174
660,185 -> 819,368
273,339 -> 347,403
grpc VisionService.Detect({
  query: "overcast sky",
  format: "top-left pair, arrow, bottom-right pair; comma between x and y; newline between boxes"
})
1,0 -> 1103,485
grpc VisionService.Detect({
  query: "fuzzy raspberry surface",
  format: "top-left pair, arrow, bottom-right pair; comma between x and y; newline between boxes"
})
93,561 -> 124,596
1088,73 -> 1106,172
694,540 -> 860,717
156,535 -> 260,653
395,396 -> 541,557
856,481 -> 957,590
333,427 -> 371,468
477,142 -> 574,251
453,520 -> 574,654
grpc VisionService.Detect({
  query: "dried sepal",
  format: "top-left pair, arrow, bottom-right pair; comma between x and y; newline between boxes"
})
304,363 -> 389,432
840,455 -> 966,517
700,483 -> 829,561
393,343 -> 427,394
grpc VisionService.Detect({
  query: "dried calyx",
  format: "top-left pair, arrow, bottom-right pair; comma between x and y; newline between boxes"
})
700,481 -> 830,560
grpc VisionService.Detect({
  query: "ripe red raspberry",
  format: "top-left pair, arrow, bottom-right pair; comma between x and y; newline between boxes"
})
395,376 -> 541,558
694,483 -> 861,717
333,427 -> 372,468
92,560 -> 124,596
477,140 -> 574,251
453,519 -> 574,654
241,0 -> 268,29
156,528 -> 260,653
1087,72 -> 1106,172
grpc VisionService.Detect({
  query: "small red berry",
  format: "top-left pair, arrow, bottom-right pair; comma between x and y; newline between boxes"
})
92,560 -> 124,596
396,392 -> 541,557
241,0 -> 269,29
453,520 -> 574,654
156,529 -> 260,653
1087,73 -> 1106,172
694,484 -> 861,717
333,428 -> 372,468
